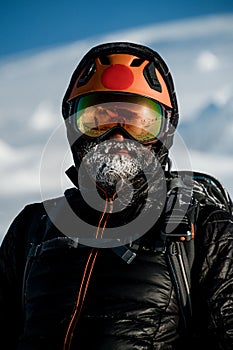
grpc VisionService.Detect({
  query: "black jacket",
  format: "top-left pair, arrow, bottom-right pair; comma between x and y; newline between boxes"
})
0,177 -> 233,350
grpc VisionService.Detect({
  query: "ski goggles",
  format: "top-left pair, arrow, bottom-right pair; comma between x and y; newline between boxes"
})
73,93 -> 169,143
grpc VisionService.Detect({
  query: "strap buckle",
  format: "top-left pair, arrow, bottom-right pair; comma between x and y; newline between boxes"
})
161,211 -> 193,242
112,246 -> 137,264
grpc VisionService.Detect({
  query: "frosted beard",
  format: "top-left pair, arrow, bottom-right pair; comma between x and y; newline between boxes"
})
78,139 -> 165,211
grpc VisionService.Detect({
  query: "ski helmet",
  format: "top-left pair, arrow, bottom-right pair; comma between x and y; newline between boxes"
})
62,42 -> 179,167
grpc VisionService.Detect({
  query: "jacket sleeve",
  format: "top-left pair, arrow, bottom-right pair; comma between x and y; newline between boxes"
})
0,204 -> 43,349
192,208 -> 233,349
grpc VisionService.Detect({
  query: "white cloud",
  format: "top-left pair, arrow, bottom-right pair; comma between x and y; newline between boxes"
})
196,50 -> 220,71
213,85 -> 233,106
29,101 -> 57,130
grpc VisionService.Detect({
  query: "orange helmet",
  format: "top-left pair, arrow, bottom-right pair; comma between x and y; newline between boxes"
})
62,42 -> 179,162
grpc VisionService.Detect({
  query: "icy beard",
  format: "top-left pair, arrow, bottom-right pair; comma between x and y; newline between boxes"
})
78,139 -> 164,203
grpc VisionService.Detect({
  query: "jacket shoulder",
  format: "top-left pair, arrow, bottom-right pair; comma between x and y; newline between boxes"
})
0,190 -> 74,261
168,169 -> 232,215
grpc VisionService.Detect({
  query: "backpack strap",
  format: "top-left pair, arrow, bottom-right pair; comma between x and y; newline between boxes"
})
161,173 -> 199,334
162,170 -> 233,334
21,196 -> 68,309
22,204 -> 48,309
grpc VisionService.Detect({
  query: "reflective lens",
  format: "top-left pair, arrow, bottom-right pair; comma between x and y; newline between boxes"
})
74,93 -> 164,142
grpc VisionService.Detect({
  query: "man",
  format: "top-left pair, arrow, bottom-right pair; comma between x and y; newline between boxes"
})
0,42 -> 233,350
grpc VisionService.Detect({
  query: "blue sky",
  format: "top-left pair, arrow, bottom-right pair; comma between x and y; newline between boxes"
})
1,0 -> 233,58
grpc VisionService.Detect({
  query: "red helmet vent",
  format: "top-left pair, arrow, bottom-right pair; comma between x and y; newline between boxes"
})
101,64 -> 134,90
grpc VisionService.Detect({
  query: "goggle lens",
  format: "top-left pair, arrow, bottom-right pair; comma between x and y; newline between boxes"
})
74,93 -> 164,142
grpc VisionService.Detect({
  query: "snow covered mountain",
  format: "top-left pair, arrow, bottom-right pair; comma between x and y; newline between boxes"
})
179,100 -> 233,154
0,13 -> 233,241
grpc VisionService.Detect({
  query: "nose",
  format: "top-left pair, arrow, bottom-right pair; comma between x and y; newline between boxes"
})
108,130 -> 125,141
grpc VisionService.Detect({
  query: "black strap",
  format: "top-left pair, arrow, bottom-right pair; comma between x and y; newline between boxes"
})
22,206 -> 48,309
166,240 -> 193,334
161,174 -> 197,334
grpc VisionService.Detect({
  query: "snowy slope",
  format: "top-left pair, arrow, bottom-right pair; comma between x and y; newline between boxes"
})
0,14 -> 233,241
179,100 -> 233,154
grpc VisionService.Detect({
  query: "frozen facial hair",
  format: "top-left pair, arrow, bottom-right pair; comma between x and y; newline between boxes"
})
80,139 -> 159,199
